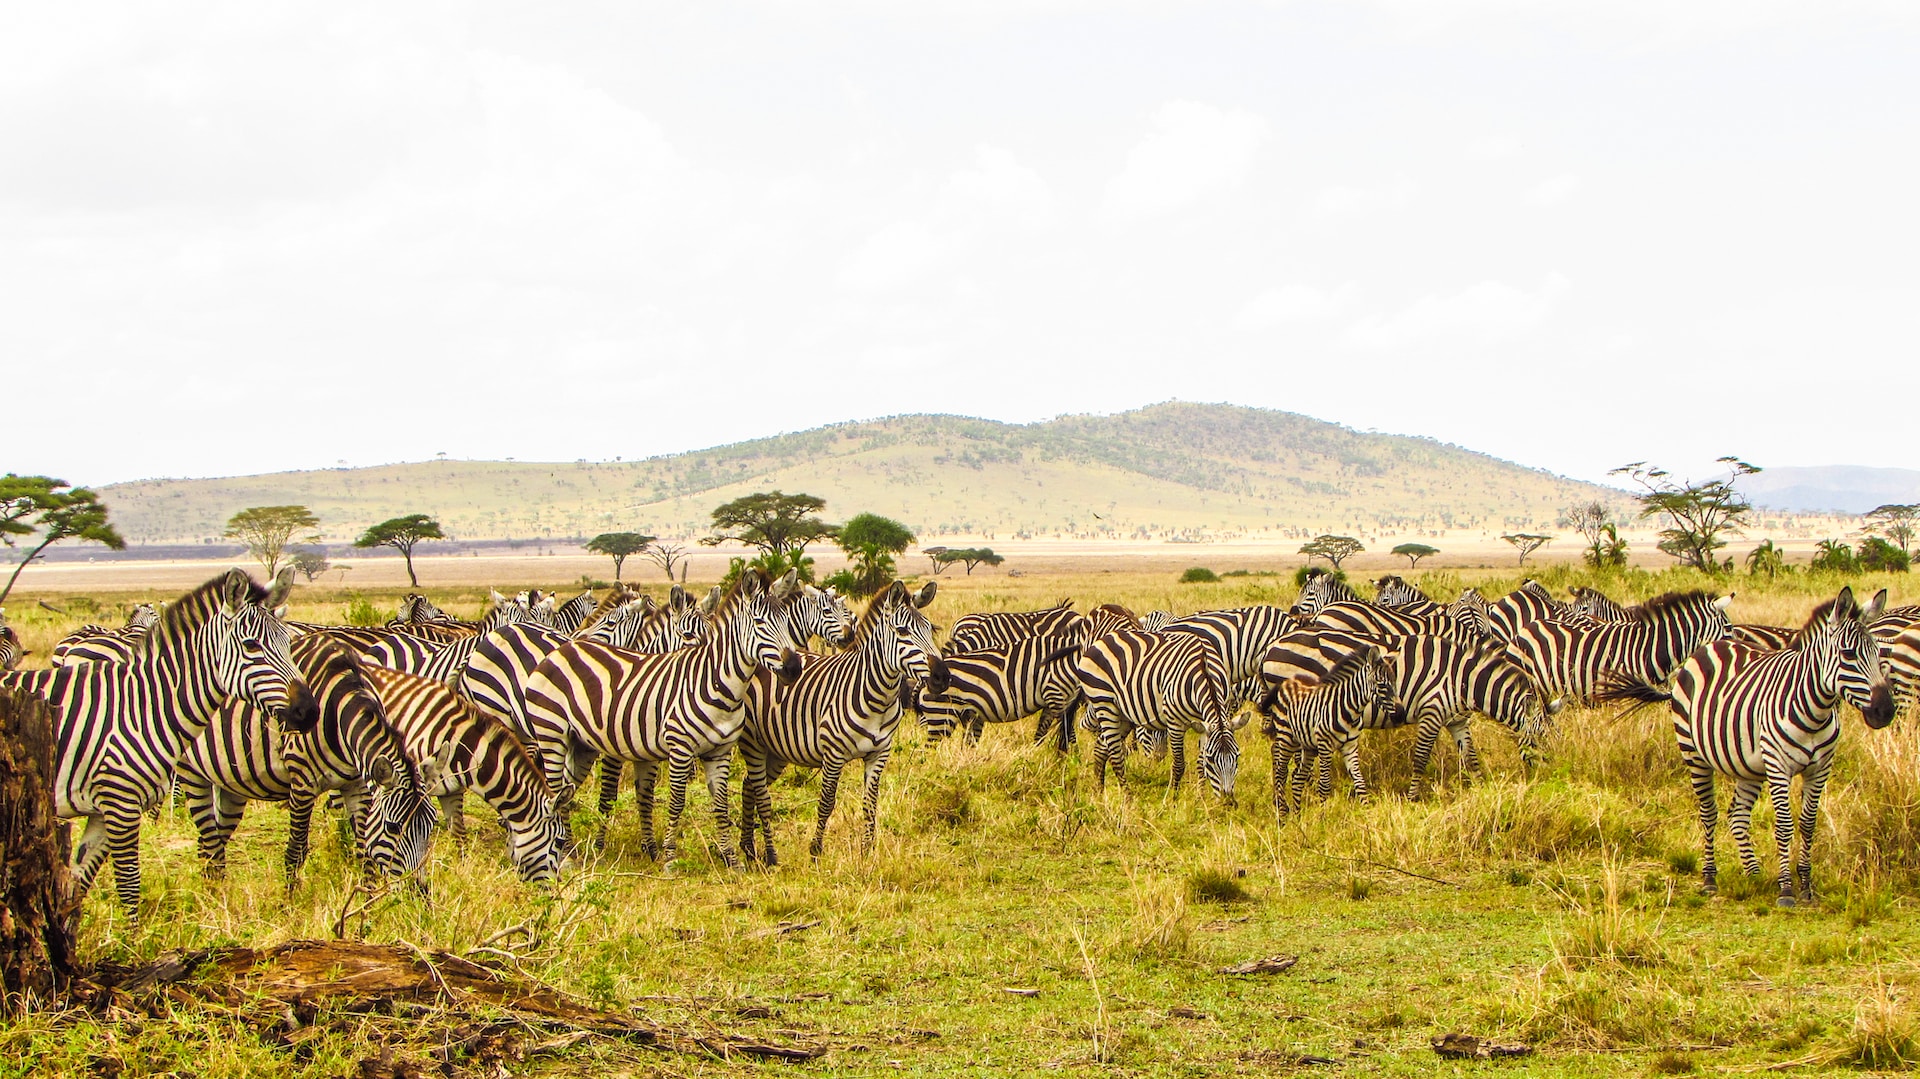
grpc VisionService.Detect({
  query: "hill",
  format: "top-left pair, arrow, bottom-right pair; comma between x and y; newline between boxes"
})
95,402 -> 1628,546
1740,465 -> 1920,515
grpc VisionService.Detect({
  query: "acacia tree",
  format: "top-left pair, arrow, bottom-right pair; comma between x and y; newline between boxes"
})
1503,533 -> 1553,566
931,547 -> 1003,575
586,532 -> 655,582
643,542 -> 688,581
702,491 -> 838,581
1865,504 -> 1920,553
922,546 -> 953,575
224,505 -> 320,579
354,514 -> 446,587
0,477 -> 126,604
289,548 -> 345,583
1611,457 -> 1760,574
1300,535 -> 1364,570
834,513 -> 915,597
1391,542 -> 1438,569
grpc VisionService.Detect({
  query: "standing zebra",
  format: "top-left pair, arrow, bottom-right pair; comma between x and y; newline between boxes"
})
1599,588 -> 1893,905
363,596 -> 543,686
174,634 -> 443,887
356,663 -> 567,882
1507,590 -> 1733,704
738,581 -> 944,864
1486,580 -> 1575,643
1266,644 -> 1395,816
521,569 -> 801,865
546,591 -> 597,635
946,598 -> 1082,653
0,570 -> 319,921
0,610 -> 23,669
917,634 -> 1082,750
1162,605 -> 1301,702
1310,600 -> 1483,644
1290,568 -> 1362,618
53,603 -> 163,666
1075,610 -> 1243,803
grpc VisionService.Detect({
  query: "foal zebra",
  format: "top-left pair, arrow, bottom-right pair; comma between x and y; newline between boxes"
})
738,582 -> 944,864
521,569 -> 801,865
1075,610 -> 1243,803
174,635 -> 441,887
1507,590 -> 1734,704
1600,587 -> 1893,905
1265,644 -> 1395,816
0,570 -> 319,920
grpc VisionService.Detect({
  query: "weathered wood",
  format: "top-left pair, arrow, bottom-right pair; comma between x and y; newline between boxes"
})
0,688 -> 75,1012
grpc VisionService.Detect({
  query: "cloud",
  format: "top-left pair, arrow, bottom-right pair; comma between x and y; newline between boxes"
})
1232,283 -> 1357,331
1344,273 -> 1569,350
838,145 -> 1052,293
837,219 -> 965,293
1101,100 -> 1270,223
941,144 -> 1052,226
1526,173 -> 1581,206
1308,179 -> 1416,224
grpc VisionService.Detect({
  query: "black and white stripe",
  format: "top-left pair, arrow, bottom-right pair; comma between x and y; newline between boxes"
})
1289,568 -> 1361,618
947,598 -> 1082,653
1507,590 -> 1734,704
1486,580 -> 1574,643
1075,610 -> 1243,803
1265,644 -> 1395,816
918,634 -> 1081,749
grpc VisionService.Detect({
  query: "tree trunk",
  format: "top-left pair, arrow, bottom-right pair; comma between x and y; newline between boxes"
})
0,689 -> 76,1013
0,536 -> 56,606
401,546 -> 418,587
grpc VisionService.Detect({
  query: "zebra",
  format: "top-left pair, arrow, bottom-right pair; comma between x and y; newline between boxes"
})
1599,588 -> 1894,905
1373,580 -> 1495,640
355,662 -> 567,881
1265,644 -> 1396,816
737,581 -> 944,864
1290,568 -> 1363,618
1138,610 -> 1175,632
521,569 -> 802,865
946,598 -> 1082,653
1309,600 -> 1484,643
1374,576 -> 1431,610
1507,590 -> 1734,704
390,593 -> 470,632
1574,585 -> 1790,650
52,603 -> 162,666
1731,624 -> 1798,650
362,595 -> 543,686
0,569 -> 319,921
546,591 -> 598,635
174,634 -> 443,887
1568,585 -> 1632,623
0,609 -> 23,669
1074,609 -> 1244,803
1261,629 -> 1555,799
792,583 -> 858,651
1162,605 -> 1301,706
917,634 -> 1082,750
1486,580 -> 1575,642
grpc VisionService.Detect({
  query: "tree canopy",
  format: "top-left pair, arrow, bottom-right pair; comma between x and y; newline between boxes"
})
832,513 -> 916,597
354,514 -> 446,587
929,547 -> 1003,575
1299,535 -> 1363,570
586,532 -> 655,582
1502,533 -> 1553,566
1865,504 -> 1920,553
0,476 -> 126,604
1611,457 -> 1759,574
702,491 -> 838,556
1390,542 -> 1438,568
224,505 -> 321,579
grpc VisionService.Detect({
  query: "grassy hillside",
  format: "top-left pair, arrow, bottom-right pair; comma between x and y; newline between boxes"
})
97,402 -> 1627,545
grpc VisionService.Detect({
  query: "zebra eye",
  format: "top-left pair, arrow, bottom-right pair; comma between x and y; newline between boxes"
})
384,820 -> 404,834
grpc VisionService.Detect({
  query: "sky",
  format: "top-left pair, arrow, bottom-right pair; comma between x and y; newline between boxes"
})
4,1 -> 1916,490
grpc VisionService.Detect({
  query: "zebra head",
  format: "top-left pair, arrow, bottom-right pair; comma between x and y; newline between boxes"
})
1813,586 -> 1896,728
205,569 -> 320,733
360,741 -> 451,887
1290,568 -> 1354,618
507,792 -> 568,883
1569,586 -> 1630,623
872,580 -> 948,695
793,584 -> 857,650
0,612 -> 20,670
1450,588 -> 1493,639
1200,709 -> 1252,806
1374,575 -> 1428,609
706,569 -> 802,683
125,602 -> 161,632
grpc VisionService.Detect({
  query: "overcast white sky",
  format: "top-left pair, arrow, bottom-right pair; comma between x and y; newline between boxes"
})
5,1 -> 1916,489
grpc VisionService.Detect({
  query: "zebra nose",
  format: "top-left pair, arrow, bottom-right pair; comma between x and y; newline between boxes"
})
279,683 -> 321,733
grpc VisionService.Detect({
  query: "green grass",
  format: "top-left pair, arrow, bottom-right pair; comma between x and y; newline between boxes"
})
5,568 -> 1920,1076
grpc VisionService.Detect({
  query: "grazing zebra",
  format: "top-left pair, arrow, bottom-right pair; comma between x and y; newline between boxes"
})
0,570 -> 319,921
738,581 -> 944,864
174,635 -> 443,886
1163,605 -> 1300,703
521,569 -> 802,865
363,596 -> 542,685
0,610 -> 23,669
1486,580 -> 1575,642
52,603 -> 162,666
1507,590 -> 1734,704
1266,644 -> 1395,816
947,598 -> 1082,653
1309,600 -> 1483,644
1075,609 -> 1243,803
1599,588 -> 1894,905
1290,568 -> 1362,618
1261,629 -> 1555,799
918,634 -> 1082,750
355,663 -> 567,881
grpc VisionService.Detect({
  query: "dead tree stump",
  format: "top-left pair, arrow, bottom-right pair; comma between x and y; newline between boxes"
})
0,688 -> 75,1012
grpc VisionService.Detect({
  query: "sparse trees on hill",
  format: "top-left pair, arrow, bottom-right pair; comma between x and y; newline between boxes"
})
1612,457 -> 1759,574
1300,535 -> 1363,570
289,548 -> 343,583
0,476 -> 126,604
1391,543 -> 1438,568
1502,533 -> 1553,566
586,532 -> 655,582
223,505 -> 319,579
355,514 -> 446,587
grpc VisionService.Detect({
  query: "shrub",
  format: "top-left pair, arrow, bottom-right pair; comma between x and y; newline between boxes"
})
1185,868 -> 1251,904
1179,567 -> 1219,584
1860,537 -> 1911,573
344,596 -> 387,626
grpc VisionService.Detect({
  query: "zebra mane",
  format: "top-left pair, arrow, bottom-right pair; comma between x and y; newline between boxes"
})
579,586 -> 641,631
853,582 -> 912,640
1626,590 -> 1716,622
707,568 -> 773,625
1313,643 -> 1381,687
1090,602 -> 1138,621
297,634 -> 425,790
1799,595 -> 1855,633
136,569 -> 270,657
1048,597 -> 1073,611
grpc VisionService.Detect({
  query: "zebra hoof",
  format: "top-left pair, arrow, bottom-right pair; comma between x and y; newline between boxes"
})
1776,894 -> 1797,908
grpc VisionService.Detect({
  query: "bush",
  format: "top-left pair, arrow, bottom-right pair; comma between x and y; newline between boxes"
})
344,596 -> 387,626
1185,868 -> 1251,904
1179,567 -> 1219,584
1860,537 -> 1911,573
1812,540 -> 1860,575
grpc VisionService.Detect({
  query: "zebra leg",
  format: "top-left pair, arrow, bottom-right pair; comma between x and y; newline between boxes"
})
859,747 -> 893,856
1451,722 -> 1481,783
596,758 -> 624,819
1408,715 -> 1445,801
1763,760 -> 1799,906
1290,748 -> 1314,810
659,751 -> 697,867
198,786 -> 247,881
1684,760 -> 1720,893
285,779 -> 320,887
1270,729 -> 1295,818
1341,735 -> 1371,804
700,753 -> 742,870
1727,777 -> 1764,880
101,796 -> 147,923
438,793 -> 467,844
1169,726 -> 1187,789
1314,747 -> 1335,800
966,714 -> 985,745
1034,708 -> 1055,747
70,815 -> 111,901
1795,760 -> 1832,904
809,753 -> 849,860
757,760 -> 789,868
629,760 -> 659,860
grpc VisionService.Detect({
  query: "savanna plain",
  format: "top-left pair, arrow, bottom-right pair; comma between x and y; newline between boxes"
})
5,563 -> 1920,1077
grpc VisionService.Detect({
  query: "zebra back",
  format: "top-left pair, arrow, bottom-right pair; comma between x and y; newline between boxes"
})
1486,580 -> 1573,642
1164,605 -> 1299,686
1311,600 -> 1478,643
919,634 -> 1081,743
1374,575 -> 1433,611
947,598 -> 1081,653
1569,585 -> 1632,623
1510,590 -> 1733,703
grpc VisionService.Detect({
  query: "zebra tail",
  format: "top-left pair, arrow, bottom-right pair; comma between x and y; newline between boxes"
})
1592,672 -> 1671,714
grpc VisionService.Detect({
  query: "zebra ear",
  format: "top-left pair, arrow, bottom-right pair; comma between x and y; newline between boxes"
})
1866,588 -> 1889,621
419,741 -> 456,788
772,569 -> 800,600
219,568 -> 254,616
1712,594 -> 1734,611
669,584 -> 689,610
913,581 -> 938,608
700,586 -> 721,615
368,758 -> 395,788
1229,710 -> 1251,731
489,590 -> 507,605
267,567 -> 296,608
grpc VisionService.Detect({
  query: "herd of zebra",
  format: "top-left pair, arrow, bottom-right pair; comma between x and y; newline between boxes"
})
0,563 -> 1911,923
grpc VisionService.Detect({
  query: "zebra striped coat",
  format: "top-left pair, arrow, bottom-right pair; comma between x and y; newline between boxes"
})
1507,590 -> 1734,704
1267,645 -> 1395,816
1486,580 -> 1575,643
946,598 -> 1082,653
1309,600 -> 1483,644
0,610 -> 22,670
51,604 -> 160,666
917,634 -> 1081,750
521,569 -> 801,866
1075,612 -> 1243,802
1162,605 -> 1300,703
362,597 -> 539,685
174,634 -> 441,886
1599,588 -> 1893,905
0,569 -> 319,920
1289,569 -> 1361,618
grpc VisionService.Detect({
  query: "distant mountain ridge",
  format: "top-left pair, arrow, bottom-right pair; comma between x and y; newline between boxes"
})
97,402 -> 1629,545
1740,466 -> 1920,515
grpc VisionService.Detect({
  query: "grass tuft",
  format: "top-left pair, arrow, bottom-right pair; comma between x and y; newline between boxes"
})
1185,867 -> 1251,904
